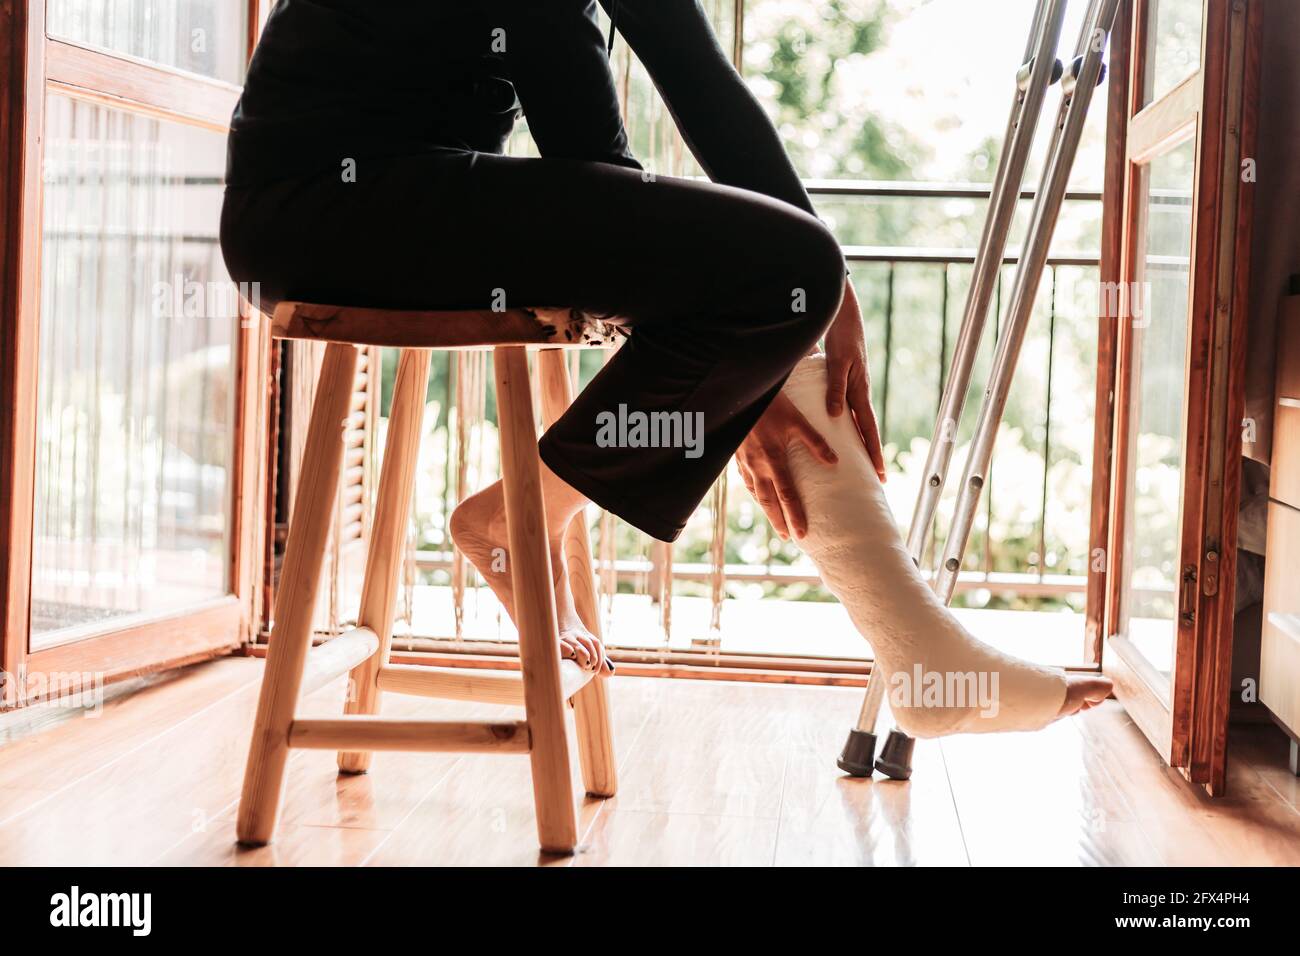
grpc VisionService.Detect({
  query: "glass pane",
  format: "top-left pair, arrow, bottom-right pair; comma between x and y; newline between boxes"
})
47,0 -> 248,85
31,94 -> 237,646
1118,137 -> 1197,686
1143,0 -> 1203,106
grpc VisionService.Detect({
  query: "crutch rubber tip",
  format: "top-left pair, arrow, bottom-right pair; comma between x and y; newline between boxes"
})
836,729 -> 878,777
874,729 -> 916,781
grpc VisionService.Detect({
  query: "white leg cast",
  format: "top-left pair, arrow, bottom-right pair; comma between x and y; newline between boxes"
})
781,355 -> 1067,737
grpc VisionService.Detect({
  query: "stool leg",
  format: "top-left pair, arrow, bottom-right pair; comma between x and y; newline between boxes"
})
238,343 -> 359,845
536,350 -> 617,798
494,346 -> 578,854
563,519 -> 618,796
338,349 -> 432,773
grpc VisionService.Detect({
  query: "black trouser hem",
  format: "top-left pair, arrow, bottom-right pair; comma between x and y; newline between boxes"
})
538,438 -> 686,543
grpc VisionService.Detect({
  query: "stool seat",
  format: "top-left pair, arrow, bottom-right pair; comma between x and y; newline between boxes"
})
271,300 -> 626,350
237,301 -> 618,856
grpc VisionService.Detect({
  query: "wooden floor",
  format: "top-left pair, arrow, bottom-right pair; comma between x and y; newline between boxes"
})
1,655 -> 1297,866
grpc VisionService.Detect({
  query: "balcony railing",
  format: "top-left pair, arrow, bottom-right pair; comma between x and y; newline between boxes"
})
366,180 -> 1103,660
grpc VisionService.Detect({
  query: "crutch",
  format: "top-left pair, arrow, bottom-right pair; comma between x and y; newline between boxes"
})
837,0 -> 1069,781
838,0 -> 1119,779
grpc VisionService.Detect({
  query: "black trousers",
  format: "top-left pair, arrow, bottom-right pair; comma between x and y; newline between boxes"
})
220,150 -> 845,540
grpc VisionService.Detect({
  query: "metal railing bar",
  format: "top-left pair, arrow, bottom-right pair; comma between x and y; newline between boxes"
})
1039,267 -> 1057,582
938,263 -> 950,399
927,263 -> 951,576
985,268 -> 1002,577
44,229 -> 220,244
881,263 -> 895,446
41,174 -> 226,187
804,179 -> 1102,202
407,550 -> 1087,594
38,242 -> 1102,267
843,246 -> 1098,266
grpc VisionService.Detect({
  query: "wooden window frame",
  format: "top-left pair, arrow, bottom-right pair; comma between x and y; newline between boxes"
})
0,0 -> 276,705
1093,0 -> 1259,794
1086,0 -> 1135,668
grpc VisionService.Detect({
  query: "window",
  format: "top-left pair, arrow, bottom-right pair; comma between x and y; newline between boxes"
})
31,95 -> 236,646
47,0 -> 248,84
1,0 -> 265,693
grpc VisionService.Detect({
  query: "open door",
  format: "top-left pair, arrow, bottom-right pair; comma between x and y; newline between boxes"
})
1093,0 -> 1258,794
0,2 -> 276,703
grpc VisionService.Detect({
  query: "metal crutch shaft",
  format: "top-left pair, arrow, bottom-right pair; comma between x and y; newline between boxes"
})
904,0 -> 1069,565
841,0 -> 1067,774
935,0 -> 1119,605
837,666 -> 886,776
854,662 -> 887,732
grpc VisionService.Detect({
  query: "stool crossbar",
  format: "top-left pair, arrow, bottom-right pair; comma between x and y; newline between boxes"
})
237,301 -> 621,855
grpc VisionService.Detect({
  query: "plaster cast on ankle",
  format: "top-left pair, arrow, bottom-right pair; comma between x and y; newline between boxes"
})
780,355 -> 1066,737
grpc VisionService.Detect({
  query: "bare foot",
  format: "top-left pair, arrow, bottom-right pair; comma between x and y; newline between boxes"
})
450,481 -> 612,676
1057,675 -> 1113,718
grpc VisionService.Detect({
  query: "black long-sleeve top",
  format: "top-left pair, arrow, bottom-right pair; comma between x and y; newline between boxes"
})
226,0 -> 815,216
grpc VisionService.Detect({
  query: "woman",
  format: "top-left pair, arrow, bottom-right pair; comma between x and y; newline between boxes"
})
222,0 -> 1109,725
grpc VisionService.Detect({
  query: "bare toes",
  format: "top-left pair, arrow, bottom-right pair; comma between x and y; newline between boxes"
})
576,634 -> 602,671
560,637 -> 592,669
1059,676 -> 1114,717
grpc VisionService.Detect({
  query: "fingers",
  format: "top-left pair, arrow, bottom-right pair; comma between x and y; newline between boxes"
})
736,394 -> 830,540
753,478 -> 790,540
848,369 -> 887,483
826,357 -> 850,417
790,407 -> 838,467
770,458 -> 807,539
737,460 -> 756,496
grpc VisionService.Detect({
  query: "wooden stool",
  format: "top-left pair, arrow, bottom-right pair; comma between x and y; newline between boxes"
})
237,301 -> 624,855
